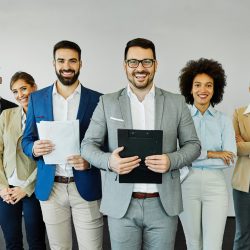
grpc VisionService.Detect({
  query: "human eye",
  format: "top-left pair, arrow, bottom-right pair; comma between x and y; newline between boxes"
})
127,59 -> 138,68
142,59 -> 153,67
12,90 -> 17,95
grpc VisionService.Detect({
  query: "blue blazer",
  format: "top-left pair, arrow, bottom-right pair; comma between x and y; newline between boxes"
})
22,84 -> 102,201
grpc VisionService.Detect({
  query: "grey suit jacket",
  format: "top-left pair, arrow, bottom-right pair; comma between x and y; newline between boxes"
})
81,87 -> 201,218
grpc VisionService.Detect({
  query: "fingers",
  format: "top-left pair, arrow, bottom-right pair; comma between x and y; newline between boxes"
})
67,155 -> 90,170
145,154 -> 170,173
113,146 -> 124,155
33,140 -> 55,156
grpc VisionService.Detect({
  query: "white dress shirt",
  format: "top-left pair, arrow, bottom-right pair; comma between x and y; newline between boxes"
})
127,84 -> 158,193
52,82 -> 81,177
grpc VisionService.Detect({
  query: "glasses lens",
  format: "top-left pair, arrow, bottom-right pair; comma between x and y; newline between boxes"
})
127,59 -> 139,68
142,59 -> 154,68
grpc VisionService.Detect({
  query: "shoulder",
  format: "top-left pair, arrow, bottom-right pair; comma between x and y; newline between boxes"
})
0,107 -> 21,122
82,86 -> 102,101
30,85 -> 53,99
1,98 -> 17,108
157,88 -> 184,101
100,88 -> 125,102
234,106 -> 247,116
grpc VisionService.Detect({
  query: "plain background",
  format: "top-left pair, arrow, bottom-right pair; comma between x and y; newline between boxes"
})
1,0 -> 250,215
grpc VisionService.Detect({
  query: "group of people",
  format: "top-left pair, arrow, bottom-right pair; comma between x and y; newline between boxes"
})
0,37 -> 249,250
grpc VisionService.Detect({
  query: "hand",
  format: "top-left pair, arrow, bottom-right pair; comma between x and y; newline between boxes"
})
236,135 -> 245,143
9,187 -> 27,204
145,154 -> 170,173
67,155 -> 90,171
0,188 -> 14,204
33,140 -> 55,157
109,147 -> 141,175
208,151 -> 236,165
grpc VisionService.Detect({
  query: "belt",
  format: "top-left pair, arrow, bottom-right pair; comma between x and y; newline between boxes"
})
132,192 -> 159,199
54,176 -> 74,184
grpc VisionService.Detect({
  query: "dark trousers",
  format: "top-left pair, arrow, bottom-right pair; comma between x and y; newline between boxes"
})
233,188 -> 250,250
0,193 -> 46,250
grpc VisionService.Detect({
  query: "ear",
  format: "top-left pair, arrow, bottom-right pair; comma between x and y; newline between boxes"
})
123,61 -> 127,71
154,60 -> 158,72
80,60 -> 83,69
53,59 -> 56,67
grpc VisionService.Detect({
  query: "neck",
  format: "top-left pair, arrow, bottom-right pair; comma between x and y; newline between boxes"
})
194,102 -> 210,115
56,80 -> 79,99
129,83 -> 153,102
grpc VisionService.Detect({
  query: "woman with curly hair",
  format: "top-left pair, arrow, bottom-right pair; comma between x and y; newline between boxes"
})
178,58 -> 236,250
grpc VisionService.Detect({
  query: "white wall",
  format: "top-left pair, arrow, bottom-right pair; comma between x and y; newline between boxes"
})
1,0 -> 250,215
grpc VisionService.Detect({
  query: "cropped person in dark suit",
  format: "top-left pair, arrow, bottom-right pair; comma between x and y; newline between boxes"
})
0,97 -> 17,113
22,40 -> 103,250
0,75 -> 18,113
0,71 -> 46,250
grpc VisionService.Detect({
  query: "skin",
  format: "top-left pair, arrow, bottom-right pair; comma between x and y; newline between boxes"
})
192,73 -> 235,165
33,48 -> 89,170
0,79 -> 37,204
109,46 -> 171,175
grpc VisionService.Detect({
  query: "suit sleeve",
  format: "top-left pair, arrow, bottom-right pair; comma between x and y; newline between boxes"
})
22,94 -> 39,160
0,111 -> 9,190
167,97 -> 201,170
233,109 -> 250,156
81,96 -> 111,171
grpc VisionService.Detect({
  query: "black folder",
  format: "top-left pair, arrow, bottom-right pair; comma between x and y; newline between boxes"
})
118,129 -> 163,183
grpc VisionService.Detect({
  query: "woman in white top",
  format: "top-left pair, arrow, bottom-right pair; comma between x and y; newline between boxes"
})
0,72 -> 46,249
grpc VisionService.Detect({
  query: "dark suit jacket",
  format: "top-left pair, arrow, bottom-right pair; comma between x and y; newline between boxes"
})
22,84 -> 102,201
0,98 -> 17,114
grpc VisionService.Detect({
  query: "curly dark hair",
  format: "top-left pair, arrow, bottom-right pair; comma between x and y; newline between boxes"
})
179,58 -> 227,106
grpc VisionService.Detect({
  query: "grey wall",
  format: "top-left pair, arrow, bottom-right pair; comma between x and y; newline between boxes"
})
1,0 -> 250,215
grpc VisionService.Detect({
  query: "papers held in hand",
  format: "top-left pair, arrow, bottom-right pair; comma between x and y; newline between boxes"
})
118,129 -> 163,184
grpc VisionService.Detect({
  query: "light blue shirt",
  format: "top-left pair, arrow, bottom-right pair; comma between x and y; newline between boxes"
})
190,105 -> 236,169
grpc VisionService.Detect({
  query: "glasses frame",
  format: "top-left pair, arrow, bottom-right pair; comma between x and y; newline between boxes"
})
125,58 -> 155,68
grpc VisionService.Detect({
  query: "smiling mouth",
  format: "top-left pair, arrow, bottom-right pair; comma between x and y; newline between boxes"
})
134,72 -> 148,80
61,71 -> 74,78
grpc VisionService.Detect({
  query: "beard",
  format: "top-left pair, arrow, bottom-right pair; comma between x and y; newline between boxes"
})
127,70 -> 155,90
56,69 -> 80,86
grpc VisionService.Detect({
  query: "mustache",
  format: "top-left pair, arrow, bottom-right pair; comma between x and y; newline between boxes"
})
59,69 -> 75,74
133,70 -> 149,75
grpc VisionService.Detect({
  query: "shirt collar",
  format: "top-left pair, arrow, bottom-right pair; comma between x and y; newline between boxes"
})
127,84 -> 155,100
243,104 -> 250,115
190,104 -> 216,117
52,81 -> 81,97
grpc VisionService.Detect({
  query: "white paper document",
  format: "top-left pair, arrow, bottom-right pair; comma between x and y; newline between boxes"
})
37,120 -> 80,164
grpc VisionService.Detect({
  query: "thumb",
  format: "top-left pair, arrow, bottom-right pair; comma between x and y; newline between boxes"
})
112,146 -> 124,155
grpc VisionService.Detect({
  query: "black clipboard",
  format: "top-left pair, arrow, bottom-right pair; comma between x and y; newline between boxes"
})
118,129 -> 163,183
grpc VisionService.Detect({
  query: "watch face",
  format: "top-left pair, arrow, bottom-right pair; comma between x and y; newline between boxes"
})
0,77 -> 2,84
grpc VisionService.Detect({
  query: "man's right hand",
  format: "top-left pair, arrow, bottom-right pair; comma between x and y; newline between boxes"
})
109,146 -> 141,175
33,140 -> 55,157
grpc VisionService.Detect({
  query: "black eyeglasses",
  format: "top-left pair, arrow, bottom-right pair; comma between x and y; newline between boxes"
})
125,59 -> 155,68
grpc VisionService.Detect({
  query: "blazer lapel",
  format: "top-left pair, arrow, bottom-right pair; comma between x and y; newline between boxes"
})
11,107 -> 23,139
118,88 -> 133,129
45,85 -> 54,121
76,85 -> 89,122
155,87 -> 164,130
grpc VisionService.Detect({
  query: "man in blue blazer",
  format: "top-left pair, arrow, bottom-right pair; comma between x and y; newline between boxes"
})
22,40 -> 103,250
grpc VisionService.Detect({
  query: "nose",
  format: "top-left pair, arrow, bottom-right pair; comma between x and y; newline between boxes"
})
136,61 -> 145,71
17,90 -> 24,99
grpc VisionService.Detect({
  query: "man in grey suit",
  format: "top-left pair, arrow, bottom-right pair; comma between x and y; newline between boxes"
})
81,38 -> 201,250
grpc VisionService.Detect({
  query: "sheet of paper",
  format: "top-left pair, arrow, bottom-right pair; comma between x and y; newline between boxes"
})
37,120 -> 79,164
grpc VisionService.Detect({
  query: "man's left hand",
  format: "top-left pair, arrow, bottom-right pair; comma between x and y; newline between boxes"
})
67,155 -> 90,171
145,154 -> 170,173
